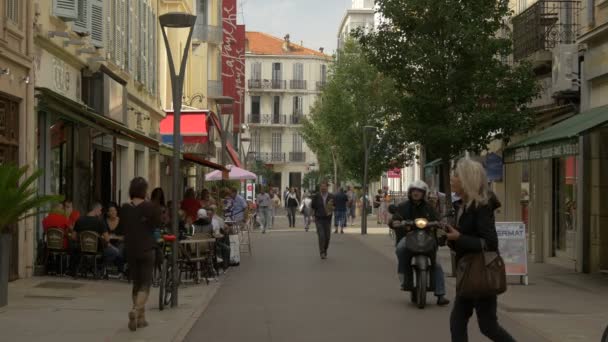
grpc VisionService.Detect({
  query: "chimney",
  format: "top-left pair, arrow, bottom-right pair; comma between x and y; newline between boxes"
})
319,47 -> 324,53
282,34 -> 291,52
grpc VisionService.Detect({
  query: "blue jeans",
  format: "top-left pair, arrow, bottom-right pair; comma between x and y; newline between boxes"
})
334,210 -> 347,228
104,244 -> 124,273
395,238 -> 446,296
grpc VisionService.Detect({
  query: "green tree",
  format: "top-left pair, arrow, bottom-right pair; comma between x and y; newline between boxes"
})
301,39 -> 404,184
358,0 -> 539,198
0,165 -> 62,232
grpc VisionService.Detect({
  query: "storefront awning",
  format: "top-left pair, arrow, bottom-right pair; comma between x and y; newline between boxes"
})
183,154 -> 227,171
36,87 -> 159,151
504,105 -> 608,162
160,109 -> 209,145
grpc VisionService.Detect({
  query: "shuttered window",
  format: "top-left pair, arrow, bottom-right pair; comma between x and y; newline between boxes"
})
5,0 -> 19,24
293,63 -> 304,81
54,0 -> 78,20
251,62 -> 261,80
148,5 -> 154,92
73,0 -> 88,33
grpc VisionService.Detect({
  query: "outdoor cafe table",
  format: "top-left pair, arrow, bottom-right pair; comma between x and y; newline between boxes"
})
179,238 -> 216,260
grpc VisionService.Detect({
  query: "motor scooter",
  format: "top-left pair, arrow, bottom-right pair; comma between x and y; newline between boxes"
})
388,205 -> 446,309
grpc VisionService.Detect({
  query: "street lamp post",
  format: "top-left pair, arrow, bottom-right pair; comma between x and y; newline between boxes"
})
159,12 -> 197,308
361,126 -> 376,235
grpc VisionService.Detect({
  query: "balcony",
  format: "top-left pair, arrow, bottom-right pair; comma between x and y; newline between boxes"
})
247,79 -> 287,90
254,152 -> 286,163
316,81 -> 327,91
194,24 -> 223,44
290,80 -> 307,90
289,152 -> 306,162
208,80 -> 223,98
290,115 -> 304,125
247,114 -> 287,125
512,0 -> 580,65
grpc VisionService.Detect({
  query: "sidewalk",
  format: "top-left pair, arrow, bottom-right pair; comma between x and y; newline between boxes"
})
351,224 -> 608,342
0,275 -> 221,342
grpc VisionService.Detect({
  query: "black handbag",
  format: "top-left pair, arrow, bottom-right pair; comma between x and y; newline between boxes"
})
456,240 -> 507,298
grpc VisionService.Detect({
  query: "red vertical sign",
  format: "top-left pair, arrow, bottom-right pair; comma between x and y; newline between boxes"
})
222,0 -> 246,133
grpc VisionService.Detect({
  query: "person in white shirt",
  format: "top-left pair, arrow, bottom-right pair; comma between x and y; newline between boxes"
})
207,207 -> 230,271
302,193 -> 313,232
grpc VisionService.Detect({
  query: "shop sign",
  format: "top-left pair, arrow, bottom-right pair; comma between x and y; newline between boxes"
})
387,168 -> 401,178
510,139 -> 578,162
496,222 -> 529,284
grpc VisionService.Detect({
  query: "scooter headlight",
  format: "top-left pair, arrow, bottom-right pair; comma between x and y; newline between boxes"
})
415,218 -> 428,229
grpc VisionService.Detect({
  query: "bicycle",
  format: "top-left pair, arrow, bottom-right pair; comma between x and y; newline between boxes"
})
158,234 -> 177,311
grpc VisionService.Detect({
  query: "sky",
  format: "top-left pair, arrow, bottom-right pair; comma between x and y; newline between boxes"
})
239,0 -> 352,55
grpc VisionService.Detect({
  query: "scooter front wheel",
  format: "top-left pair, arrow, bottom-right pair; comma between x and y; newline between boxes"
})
416,270 -> 427,309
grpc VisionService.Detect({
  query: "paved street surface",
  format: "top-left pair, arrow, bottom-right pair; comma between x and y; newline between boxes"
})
185,225 -> 548,342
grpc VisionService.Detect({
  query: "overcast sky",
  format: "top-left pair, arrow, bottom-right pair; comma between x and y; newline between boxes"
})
239,0 -> 352,55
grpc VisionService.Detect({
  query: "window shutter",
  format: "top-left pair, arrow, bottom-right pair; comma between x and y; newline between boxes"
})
54,0 -> 79,21
73,0 -> 88,33
152,12 -> 157,94
112,0 -> 121,65
89,0 -> 104,48
148,5 -> 154,91
6,0 -> 19,23
121,0 -> 128,69
140,1 -> 148,86
105,1 -> 112,58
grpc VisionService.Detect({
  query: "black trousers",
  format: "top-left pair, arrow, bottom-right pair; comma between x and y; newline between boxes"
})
315,217 -> 332,254
450,295 -> 516,342
129,250 -> 155,296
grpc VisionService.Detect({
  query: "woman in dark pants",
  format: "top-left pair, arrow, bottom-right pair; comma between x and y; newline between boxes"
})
121,177 -> 161,331
446,158 -> 515,342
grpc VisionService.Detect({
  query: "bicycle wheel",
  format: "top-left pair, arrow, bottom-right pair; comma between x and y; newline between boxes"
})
163,260 -> 173,308
159,258 -> 167,311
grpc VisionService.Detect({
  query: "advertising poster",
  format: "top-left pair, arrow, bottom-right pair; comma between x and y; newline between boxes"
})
496,222 -> 528,276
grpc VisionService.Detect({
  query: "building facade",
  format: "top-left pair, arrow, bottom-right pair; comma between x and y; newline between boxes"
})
1,0 -> 36,279
337,0 -> 375,52
245,32 -> 330,190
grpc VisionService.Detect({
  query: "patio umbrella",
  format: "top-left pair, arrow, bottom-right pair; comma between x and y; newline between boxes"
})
205,165 -> 257,181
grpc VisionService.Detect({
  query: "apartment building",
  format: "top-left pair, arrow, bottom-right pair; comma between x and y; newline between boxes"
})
244,32 -> 330,190
337,0 -> 375,51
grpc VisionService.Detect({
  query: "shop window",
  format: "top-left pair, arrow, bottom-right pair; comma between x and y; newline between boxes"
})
553,156 -> 577,259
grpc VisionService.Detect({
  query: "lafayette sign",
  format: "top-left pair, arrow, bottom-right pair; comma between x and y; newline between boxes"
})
222,0 -> 246,133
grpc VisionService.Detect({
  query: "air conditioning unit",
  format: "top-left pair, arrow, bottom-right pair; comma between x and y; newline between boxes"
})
552,44 -> 579,94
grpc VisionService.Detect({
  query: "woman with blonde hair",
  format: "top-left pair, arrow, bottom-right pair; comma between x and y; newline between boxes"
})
446,158 -> 514,342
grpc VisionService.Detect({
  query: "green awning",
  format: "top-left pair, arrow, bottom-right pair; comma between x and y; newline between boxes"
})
504,105 -> 608,162
36,87 -> 159,151
424,158 -> 442,169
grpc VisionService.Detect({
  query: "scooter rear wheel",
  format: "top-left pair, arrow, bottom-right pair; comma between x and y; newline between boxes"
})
416,270 -> 427,309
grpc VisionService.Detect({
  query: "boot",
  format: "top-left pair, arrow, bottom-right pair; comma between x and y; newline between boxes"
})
128,294 -> 138,331
136,291 -> 150,328
437,296 -> 450,306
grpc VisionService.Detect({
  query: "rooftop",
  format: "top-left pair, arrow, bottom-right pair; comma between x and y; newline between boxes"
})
246,31 -> 330,58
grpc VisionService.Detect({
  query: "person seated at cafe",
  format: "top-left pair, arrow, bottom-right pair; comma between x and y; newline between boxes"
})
206,207 -> 231,271
181,188 -> 201,223
72,202 -> 123,274
192,209 -> 213,236
63,199 -> 80,229
104,203 -> 125,270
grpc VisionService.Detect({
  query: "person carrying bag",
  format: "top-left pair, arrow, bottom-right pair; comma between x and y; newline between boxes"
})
445,158 -> 514,342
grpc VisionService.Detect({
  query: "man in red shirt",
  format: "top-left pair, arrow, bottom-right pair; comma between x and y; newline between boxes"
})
180,188 -> 201,223
42,203 -> 70,249
63,200 -> 80,229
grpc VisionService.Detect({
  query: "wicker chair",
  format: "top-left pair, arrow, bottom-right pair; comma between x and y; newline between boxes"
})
46,228 -> 68,276
77,231 -> 103,279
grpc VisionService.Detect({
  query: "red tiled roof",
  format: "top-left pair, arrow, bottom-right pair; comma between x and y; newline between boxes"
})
246,31 -> 330,58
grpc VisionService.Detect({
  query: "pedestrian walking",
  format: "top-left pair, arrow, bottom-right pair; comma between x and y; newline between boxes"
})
256,187 -> 272,233
446,158 -> 515,342
302,192 -> 313,232
374,189 -> 383,223
286,187 -> 300,228
346,186 -> 356,226
311,180 -> 334,259
121,177 -> 161,331
333,187 -> 348,234
271,190 -> 281,227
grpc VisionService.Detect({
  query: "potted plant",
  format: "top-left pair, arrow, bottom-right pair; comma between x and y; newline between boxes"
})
0,164 -> 62,307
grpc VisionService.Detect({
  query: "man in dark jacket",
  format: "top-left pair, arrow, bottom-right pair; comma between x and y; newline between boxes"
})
333,187 -> 349,234
389,180 -> 450,306
311,180 -> 335,259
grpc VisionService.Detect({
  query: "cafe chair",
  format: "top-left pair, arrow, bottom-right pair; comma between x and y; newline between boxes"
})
46,228 -> 68,276
77,231 -> 104,279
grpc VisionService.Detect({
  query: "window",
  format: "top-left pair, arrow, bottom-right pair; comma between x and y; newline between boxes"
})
252,130 -> 261,153
251,62 -> 262,80
292,133 -> 303,152
292,96 -> 303,115
273,96 -> 281,119
272,63 -> 282,80
320,64 -> 327,83
293,63 -> 304,80
272,132 -> 282,161
251,96 -> 261,115
5,0 -> 19,24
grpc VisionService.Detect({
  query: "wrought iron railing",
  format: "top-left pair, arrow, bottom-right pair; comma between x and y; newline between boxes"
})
316,81 -> 327,90
247,79 -> 286,90
290,115 -> 304,124
290,80 -> 307,90
289,152 -> 306,162
512,0 -> 580,61
254,152 -> 286,163
247,114 -> 287,125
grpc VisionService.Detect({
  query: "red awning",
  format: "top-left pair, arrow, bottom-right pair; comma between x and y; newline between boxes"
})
160,110 -> 209,144
183,154 -> 227,171
227,142 -> 242,168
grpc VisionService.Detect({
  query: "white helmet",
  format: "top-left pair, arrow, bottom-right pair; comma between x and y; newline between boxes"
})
408,180 -> 429,194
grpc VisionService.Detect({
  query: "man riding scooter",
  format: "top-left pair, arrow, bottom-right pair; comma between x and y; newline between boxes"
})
390,180 -> 450,306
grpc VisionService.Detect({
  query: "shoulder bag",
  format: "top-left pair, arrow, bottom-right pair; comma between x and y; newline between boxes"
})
456,239 -> 507,298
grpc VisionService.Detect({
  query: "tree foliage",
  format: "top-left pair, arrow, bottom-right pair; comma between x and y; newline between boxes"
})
357,0 -> 539,163
301,39 -> 405,184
